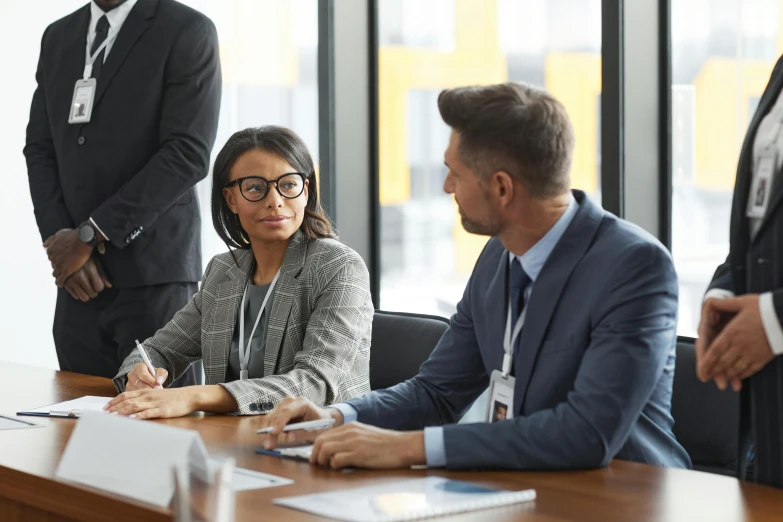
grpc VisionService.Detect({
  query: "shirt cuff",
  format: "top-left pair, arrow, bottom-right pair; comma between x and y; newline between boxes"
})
759,292 -> 783,356
424,426 -> 447,468
703,289 -> 735,303
89,217 -> 110,242
329,403 -> 358,424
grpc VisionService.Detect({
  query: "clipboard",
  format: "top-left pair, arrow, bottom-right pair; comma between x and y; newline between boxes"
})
17,396 -> 112,418
256,444 -> 313,462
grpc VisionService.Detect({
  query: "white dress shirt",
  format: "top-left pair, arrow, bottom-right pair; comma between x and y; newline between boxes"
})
87,0 -> 138,61
703,87 -> 783,356
85,0 -> 138,242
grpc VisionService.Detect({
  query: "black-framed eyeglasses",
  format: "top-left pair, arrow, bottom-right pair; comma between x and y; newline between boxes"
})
225,173 -> 307,202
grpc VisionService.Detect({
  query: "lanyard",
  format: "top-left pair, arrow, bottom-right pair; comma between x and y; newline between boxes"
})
502,299 -> 525,378
764,110 -> 783,150
83,34 -> 117,79
238,270 -> 280,380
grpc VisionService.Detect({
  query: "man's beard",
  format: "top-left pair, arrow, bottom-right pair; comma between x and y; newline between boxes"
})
95,0 -> 129,12
459,209 -> 500,236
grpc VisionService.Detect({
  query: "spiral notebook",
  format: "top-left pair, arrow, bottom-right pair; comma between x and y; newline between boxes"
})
273,477 -> 536,522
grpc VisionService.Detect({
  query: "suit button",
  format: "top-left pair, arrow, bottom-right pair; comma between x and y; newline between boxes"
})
249,403 -> 257,412
77,136 -> 86,145
263,402 -> 273,410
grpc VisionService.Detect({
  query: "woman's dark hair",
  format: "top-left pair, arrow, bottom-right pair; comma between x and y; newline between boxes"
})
212,126 -> 335,252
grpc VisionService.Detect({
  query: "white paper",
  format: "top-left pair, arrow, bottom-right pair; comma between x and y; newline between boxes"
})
274,477 -> 536,522
22,396 -> 112,416
0,415 -> 42,430
279,444 -> 314,460
56,412 -> 208,508
207,460 -> 293,491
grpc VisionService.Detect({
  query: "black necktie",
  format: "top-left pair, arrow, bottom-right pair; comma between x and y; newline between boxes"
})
508,259 -> 531,375
509,258 -> 531,326
90,15 -> 110,79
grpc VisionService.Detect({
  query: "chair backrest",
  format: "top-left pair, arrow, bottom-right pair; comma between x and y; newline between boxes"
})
369,310 -> 450,390
671,339 -> 739,475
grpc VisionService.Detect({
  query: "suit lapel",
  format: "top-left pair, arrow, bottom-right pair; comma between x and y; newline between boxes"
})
60,6 -> 91,87
513,191 -> 603,413
733,59 -> 783,250
208,250 -> 253,383
94,0 -> 157,107
263,232 -> 308,377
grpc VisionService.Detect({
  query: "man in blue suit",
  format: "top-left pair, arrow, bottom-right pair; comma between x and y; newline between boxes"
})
260,82 -> 691,471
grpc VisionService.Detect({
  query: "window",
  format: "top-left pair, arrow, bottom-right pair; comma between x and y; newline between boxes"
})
671,0 -> 781,336
377,0 -> 602,316
180,0 -> 319,271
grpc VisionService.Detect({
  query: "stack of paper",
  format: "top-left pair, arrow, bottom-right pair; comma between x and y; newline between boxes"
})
274,477 -> 536,521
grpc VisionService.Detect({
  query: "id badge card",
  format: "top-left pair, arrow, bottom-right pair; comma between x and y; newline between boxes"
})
68,78 -> 96,124
747,149 -> 777,219
486,370 -> 515,423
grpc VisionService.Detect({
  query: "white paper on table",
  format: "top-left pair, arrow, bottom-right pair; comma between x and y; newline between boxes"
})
274,477 -> 537,522
55,412 -> 209,508
207,460 -> 293,491
21,396 -> 112,416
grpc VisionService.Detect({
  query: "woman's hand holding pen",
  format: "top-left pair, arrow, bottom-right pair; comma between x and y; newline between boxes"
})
126,362 -> 167,391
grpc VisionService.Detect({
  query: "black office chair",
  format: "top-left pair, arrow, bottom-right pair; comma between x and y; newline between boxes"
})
671,338 -> 740,476
369,310 -> 450,390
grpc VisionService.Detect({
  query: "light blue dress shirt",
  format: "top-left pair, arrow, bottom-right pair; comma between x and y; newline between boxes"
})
332,193 -> 579,467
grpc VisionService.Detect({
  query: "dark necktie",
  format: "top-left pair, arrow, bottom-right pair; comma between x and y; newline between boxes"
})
90,15 -> 110,79
509,258 -> 531,326
509,258 -> 531,375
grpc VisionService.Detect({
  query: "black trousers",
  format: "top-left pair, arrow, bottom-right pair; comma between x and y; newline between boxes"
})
53,282 -> 203,387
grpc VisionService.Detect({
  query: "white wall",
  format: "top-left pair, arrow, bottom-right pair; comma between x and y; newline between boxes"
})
0,1 -> 86,369
0,0 -> 319,369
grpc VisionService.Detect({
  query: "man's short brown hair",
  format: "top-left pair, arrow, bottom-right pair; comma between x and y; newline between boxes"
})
438,82 -> 575,198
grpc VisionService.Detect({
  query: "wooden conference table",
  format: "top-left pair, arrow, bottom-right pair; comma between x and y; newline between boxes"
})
0,363 -> 782,522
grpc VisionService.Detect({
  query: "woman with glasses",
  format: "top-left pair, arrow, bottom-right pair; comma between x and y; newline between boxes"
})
105,126 -> 373,419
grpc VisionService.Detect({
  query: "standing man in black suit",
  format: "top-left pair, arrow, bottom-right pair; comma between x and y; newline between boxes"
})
697,54 -> 783,488
24,0 -> 221,386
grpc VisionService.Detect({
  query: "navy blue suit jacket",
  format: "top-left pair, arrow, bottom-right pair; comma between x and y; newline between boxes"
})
348,191 -> 691,470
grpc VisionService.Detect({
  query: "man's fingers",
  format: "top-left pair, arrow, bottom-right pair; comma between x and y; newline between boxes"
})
75,272 -> 98,298
739,362 -> 766,382
700,327 -> 732,377
730,378 -> 742,392
712,348 -> 743,380
69,280 -> 90,302
96,261 -> 113,288
85,263 -> 105,294
263,398 -> 312,449
707,297 -> 744,314
329,452 -> 354,470
63,282 -> 81,301
714,375 -> 728,391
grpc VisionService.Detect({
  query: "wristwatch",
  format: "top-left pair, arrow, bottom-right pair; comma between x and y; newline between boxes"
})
77,221 -> 105,254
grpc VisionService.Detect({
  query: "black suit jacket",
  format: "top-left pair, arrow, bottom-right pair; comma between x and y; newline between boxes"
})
24,0 -> 221,288
708,54 -> 783,312
708,54 -> 783,487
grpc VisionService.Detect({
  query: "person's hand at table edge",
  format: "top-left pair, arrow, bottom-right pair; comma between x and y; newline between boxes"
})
310,423 -> 426,470
259,396 -> 345,450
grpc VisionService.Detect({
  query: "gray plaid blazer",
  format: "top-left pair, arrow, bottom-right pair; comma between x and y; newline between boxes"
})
113,231 -> 373,415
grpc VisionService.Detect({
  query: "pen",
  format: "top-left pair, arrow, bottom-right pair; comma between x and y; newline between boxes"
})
134,339 -> 160,387
256,418 -> 335,434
